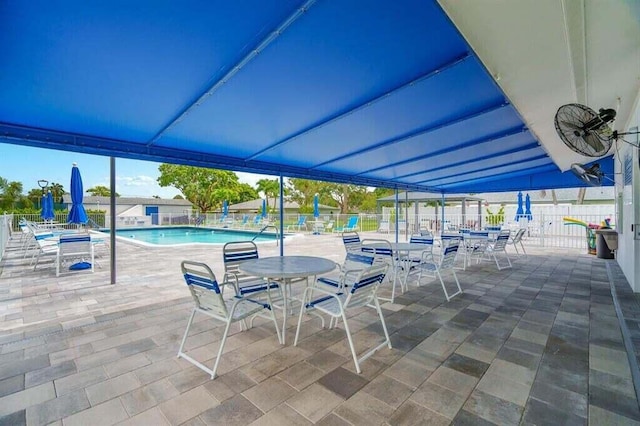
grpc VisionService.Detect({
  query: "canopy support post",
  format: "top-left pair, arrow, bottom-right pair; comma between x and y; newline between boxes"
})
110,157 -> 116,284
279,174 -> 284,256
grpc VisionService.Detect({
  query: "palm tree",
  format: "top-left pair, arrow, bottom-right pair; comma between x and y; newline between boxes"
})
255,178 -> 280,211
49,182 -> 65,203
27,188 -> 44,208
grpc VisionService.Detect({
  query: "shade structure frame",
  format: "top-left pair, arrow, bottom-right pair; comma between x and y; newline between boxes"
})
0,1 -> 616,193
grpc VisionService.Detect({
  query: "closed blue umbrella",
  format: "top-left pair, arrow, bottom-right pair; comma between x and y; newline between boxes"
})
67,163 -> 88,224
261,199 -> 267,218
222,200 -> 228,217
42,191 -> 55,221
515,191 -> 524,221
313,193 -> 319,219
524,194 -> 532,220
40,193 -> 48,220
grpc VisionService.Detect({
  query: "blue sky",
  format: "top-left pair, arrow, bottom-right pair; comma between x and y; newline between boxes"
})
1,144 -> 272,198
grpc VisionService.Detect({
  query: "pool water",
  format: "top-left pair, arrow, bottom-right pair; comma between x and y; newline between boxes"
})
110,227 -> 277,246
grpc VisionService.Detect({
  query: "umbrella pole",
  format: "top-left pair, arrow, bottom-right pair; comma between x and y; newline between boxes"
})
110,157 -> 116,284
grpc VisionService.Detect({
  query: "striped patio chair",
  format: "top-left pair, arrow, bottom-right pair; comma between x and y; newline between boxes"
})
294,263 -> 391,374
483,230 -> 512,270
415,242 -> 463,301
178,261 -> 281,379
315,252 -> 375,292
341,231 -> 361,254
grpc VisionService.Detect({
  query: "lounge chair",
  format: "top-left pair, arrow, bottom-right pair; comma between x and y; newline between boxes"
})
334,216 -> 359,233
178,261 -> 281,379
294,263 -> 391,374
286,215 -> 307,232
324,221 -> 334,233
377,220 -> 390,233
237,214 -> 249,228
31,231 -> 59,269
250,215 -> 262,228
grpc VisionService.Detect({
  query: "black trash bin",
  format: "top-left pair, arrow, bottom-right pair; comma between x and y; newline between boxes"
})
595,229 -> 617,259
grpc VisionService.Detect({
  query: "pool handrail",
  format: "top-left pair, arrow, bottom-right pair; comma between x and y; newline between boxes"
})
253,225 -> 279,246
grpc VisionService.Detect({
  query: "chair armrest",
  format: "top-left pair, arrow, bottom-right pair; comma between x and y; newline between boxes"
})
420,251 -> 435,262
222,272 -> 241,295
301,286 -> 344,308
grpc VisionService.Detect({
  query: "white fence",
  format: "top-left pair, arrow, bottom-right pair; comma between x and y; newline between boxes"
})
7,204 -> 616,253
0,214 -> 13,261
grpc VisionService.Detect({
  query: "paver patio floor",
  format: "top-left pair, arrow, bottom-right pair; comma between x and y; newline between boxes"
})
1,232 -> 638,425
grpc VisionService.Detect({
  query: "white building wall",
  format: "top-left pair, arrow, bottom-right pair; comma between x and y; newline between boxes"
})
156,205 -> 192,215
615,90 -> 640,291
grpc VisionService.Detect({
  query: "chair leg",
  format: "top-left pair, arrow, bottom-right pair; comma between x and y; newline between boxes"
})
452,270 -> 463,297
438,270 -> 462,302
293,288 -> 311,346
374,297 -> 392,349
210,318 -> 234,379
265,291 -> 282,345
437,270 -> 451,301
341,312 -> 361,374
504,252 -> 512,269
519,242 -> 527,256
178,309 -> 197,357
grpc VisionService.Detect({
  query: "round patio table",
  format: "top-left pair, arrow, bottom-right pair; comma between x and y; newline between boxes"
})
238,256 -> 336,344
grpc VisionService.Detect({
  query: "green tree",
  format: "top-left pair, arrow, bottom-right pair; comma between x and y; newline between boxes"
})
236,183 -> 259,203
27,188 -> 45,208
87,185 -> 120,197
256,178 -> 280,211
325,183 -> 366,214
157,164 -> 242,213
0,179 -> 24,210
358,191 -> 383,213
49,182 -> 65,203
287,178 -> 326,209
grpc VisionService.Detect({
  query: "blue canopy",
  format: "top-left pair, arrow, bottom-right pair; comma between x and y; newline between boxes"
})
67,163 -> 88,224
40,191 -> 54,221
261,199 -> 267,218
524,193 -> 532,220
515,191 -> 524,221
222,200 -> 228,217
0,0 -> 604,194
313,194 -> 319,219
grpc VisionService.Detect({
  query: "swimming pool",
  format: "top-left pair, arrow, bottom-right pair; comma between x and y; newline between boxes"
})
108,227 -> 278,246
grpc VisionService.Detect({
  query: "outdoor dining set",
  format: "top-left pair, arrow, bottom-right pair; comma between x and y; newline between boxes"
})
178,226 -> 526,379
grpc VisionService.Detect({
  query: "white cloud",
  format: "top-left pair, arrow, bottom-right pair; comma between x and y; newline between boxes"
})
236,172 -> 277,187
94,175 -> 181,198
117,175 -> 156,187
92,171 -> 273,198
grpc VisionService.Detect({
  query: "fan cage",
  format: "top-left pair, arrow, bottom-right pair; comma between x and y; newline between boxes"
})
555,103 -> 613,157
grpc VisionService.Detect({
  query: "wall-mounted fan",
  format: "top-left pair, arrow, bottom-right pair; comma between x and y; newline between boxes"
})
555,103 -> 640,157
570,163 -> 613,186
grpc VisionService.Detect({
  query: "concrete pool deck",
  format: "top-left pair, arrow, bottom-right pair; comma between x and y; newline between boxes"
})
1,232 -> 639,425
